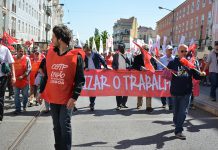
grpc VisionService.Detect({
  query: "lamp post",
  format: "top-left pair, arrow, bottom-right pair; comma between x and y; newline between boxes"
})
45,3 -> 64,44
158,6 -> 175,45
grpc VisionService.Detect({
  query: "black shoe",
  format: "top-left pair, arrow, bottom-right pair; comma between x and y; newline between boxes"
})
146,107 -> 153,113
0,115 -> 2,121
169,105 -> 173,111
121,104 -> 128,108
116,106 -> 121,110
28,102 -> 33,107
14,110 -> 21,115
73,107 -> 78,112
175,132 -> 186,140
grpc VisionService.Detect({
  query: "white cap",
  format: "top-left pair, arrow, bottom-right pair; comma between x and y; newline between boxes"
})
166,45 -> 173,50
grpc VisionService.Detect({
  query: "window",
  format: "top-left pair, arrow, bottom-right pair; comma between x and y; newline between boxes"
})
196,0 -> 200,10
25,23 -> 27,32
191,18 -> 194,29
22,22 -> 24,32
29,5 -> 31,14
2,13 -> 6,32
186,21 -> 189,31
201,14 -> 205,24
18,0 -> 21,8
183,8 -> 185,17
18,20 -> 21,31
3,0 -> 6,7
26,3 -> 28,12
12,0 -> 17,13
202,0 -> 206,7
191,2 -> 194,13
208,11 -> 212,24
29,25 -> 30,34
32,8 -> 34,16
187,5 -> 190,15
11,17 -> 16,37
23,0 -> 25,10
196,16 -> 199,27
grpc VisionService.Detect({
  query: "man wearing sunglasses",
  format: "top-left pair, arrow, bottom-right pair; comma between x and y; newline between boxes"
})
203,41 -> 218,102
167,44 -> 205,140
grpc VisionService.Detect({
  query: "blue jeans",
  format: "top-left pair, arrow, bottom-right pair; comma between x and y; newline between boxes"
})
50,103 -> 72,150
14,85 -> 29,112
161,97 -> 173,106
209,73 -> 218,99
173,94 -> 191,134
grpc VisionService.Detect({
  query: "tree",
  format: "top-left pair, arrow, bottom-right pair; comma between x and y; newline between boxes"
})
101,30 -> 108,50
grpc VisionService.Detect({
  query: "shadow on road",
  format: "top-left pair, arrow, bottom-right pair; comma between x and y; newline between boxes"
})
114,129 -> 176,149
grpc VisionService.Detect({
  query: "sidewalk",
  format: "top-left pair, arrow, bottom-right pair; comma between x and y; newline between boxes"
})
194,85 -> 218,116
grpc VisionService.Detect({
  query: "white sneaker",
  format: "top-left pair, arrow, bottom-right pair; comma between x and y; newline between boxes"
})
175,132 -> 186,140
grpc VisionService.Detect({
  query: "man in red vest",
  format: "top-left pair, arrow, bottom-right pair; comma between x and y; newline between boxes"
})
37,25 -> 85,150
13,45 -> 32,114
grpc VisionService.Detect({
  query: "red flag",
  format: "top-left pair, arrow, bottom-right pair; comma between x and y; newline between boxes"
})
154,47 -> 160,57
3,32 -> 18,45
180,57 -> 196,69
188,44 -> 197,53
133,42 -> 155,73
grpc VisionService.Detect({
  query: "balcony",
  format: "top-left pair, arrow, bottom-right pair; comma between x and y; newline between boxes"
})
46,7 -> 52,16
45,24 -> 51,31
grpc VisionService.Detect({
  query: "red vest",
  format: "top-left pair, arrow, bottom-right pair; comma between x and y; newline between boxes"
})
42,47 -> 85,104
14,55 -> 28,88
30,56 -> 43,86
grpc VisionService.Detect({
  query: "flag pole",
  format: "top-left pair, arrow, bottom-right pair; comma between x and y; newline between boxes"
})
133,41 -> 177,76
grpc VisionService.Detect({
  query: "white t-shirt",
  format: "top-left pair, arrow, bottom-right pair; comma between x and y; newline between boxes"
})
118,53 -> 126,69
0,45 -> 14,77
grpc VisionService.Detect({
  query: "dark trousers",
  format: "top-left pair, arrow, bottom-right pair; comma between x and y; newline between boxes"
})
116,96 -> 128,107
0,76 -> 8,120
89,97 -> 96,107
50,103 -> 72,150
7,75 -> 14,97
161,97 -> 173,106
209,73 -> 218,99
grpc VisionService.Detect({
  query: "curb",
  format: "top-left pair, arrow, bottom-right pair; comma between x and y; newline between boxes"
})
194,100 -> 218,116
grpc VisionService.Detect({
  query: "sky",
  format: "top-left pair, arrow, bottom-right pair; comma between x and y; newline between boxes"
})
61,0 -> 186,42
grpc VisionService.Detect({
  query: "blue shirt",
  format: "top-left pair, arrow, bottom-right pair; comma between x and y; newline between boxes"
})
157,55 -> 175,70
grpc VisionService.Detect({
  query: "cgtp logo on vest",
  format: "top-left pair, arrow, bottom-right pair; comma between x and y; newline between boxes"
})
50,64 -> 68,85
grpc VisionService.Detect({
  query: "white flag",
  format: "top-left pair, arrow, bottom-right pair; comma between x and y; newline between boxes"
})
190,38 -> 195,45
162,36 -> 167,54
76,32 -> 82,48
180,35 -> 186,44
99,37 -> 103,54
106,35 -> 113,52
92,37 -> 97,52
148,38 -> 154,54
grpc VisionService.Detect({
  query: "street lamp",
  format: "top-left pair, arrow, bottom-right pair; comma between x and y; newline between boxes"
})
45,3 -> 64,44
159,6 -> 175,44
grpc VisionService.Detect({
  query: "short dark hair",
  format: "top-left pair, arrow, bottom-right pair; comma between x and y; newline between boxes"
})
215,41 -> 218,46
53,25 -> 72,45
118,42 -> 125,50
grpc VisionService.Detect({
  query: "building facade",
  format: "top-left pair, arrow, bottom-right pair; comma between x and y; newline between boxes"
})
0,0 -> 64,42
156,0 -> 213,49
0,0 -> 10,36
113,17 -> 138,50
212,0 -> 218,45
138,26 -> 156,43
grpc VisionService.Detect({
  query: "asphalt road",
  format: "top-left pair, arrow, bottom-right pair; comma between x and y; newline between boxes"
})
1,95 -> 217,150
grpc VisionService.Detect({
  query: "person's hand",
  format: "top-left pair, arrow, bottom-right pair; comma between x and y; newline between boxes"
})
18,75 -> 23,80
11,77 -> 16,85
141,66 -> 146,71
36,93 -> 43,105
200,71 -> 206,76
66,98 -> 76,109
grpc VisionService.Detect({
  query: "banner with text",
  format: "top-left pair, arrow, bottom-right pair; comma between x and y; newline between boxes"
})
81,70 -> 199,97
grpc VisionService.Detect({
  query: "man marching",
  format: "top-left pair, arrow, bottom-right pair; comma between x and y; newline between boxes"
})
37,25 -> 85,150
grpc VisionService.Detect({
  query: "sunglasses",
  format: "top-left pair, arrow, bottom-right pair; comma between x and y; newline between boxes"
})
181,50 -> 188,53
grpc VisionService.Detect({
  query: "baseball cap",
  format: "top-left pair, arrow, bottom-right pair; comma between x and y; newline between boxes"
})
166,45 -> 173,50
